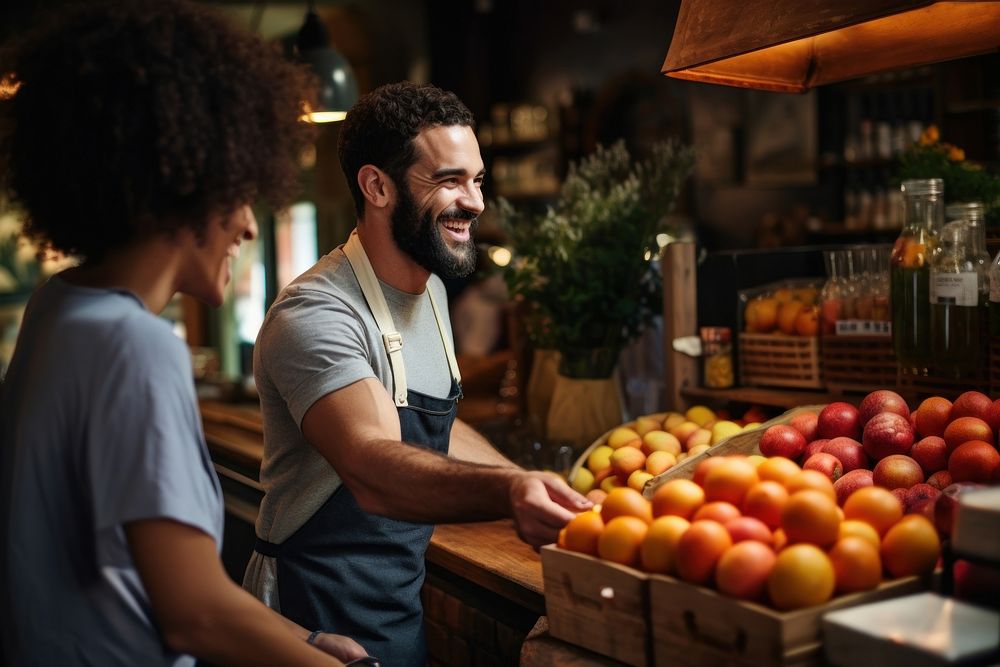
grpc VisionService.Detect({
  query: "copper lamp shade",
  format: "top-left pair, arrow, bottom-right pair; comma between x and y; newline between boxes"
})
662,1 -> 1000,93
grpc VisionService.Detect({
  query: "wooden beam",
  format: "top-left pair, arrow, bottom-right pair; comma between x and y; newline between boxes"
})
662,242 -> 698,411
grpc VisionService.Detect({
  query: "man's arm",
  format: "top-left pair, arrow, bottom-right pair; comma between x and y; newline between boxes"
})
448,418 -> 518,468
300,378 -> 591,546
126,520 -> 368,666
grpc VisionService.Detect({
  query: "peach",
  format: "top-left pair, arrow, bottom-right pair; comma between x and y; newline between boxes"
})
910,436 -> 948,475
642,430 -> 681,456
633,415 -> 664,437
587,445 -> 614,474
675,520 -> 733,585
610,446 -> 646,482
585,488 -> 607,505
607,427 -> 642,449
943,417 -> 993,454
662,413 -> 686,431
724,516 -> 774,545
872,454 -> 924,490
627,470 -> 655,492
716,540 -> 777,601
684,428 -> 712,452
645,450 -> 677,476
669,421 -> 699,445
948,440 -> 1000,483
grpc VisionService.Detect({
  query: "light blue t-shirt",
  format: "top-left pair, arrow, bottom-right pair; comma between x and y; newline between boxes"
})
0,275 -> 223,667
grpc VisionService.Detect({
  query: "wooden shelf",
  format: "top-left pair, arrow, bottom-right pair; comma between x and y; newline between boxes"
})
681,384 -> 847,409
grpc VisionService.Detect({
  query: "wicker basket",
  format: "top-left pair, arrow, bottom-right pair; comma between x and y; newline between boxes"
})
738,333 -> 823,390
821,334 -> 896,396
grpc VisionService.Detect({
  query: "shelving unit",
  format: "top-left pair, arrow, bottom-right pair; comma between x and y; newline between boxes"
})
681,385 -> 846,410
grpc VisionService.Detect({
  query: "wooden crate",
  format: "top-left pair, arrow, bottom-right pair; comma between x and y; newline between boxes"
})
540,545 -> 651,666
648,573 -> 929,667
739,334 -> 823,390
821,335 -> 896,396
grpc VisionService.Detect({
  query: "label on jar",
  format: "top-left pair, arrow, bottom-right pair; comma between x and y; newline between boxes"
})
930,273 -> 979,307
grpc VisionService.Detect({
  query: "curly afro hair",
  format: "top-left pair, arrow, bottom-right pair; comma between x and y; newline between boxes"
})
338,81 -> 475,217
0,0 -> 317,261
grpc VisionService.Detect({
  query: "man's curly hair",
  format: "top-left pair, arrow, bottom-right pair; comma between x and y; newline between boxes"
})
338,81 -> 475,217
0,0 -> 317,261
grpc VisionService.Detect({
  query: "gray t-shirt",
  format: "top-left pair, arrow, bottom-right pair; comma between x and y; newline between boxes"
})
244,246 -> 453,605
0,276 -> 223,667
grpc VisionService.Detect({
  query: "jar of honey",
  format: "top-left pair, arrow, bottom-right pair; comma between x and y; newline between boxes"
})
700,326 -> 734,389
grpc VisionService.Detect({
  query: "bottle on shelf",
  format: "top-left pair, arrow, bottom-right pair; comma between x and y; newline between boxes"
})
821,250 -> 847,334
929,211 -> 990,378
891,178 -> 944,375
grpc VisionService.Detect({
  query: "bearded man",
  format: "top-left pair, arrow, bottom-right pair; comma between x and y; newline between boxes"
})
243,82 -> 590,667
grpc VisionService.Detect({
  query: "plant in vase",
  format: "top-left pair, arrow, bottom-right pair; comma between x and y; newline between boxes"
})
496,139 -> 695,447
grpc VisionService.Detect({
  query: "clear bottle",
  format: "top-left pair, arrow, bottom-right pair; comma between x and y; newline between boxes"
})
821,251 -> 845,335
891,178 -> 944,375
930,216 -> 989,377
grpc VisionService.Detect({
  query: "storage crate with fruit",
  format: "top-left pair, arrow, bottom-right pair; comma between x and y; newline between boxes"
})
543,388 -> 995,665
738,279 -> 824,390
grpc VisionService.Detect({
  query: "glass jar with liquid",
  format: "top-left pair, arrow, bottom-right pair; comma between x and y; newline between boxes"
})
891,178 -> 943,375
929,218 -> 989,377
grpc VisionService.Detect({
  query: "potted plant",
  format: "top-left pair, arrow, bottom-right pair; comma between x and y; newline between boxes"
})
497,139 -> 695,447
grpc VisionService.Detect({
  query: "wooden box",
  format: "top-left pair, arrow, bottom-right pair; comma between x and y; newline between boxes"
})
739,333 -> 823,390
540,544 -> 651,666
648,573 -> 929,667
821,334 -> 896,396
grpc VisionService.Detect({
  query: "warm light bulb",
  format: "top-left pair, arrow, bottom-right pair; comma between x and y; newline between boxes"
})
301,110 -> 348,124
488,246 -> 512,267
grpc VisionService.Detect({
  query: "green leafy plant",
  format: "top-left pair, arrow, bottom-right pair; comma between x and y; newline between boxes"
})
897,125 -> 1000,227
496,139 -> 695,377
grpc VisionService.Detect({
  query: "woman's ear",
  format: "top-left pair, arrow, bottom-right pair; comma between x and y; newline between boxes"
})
358,165 -> 394,211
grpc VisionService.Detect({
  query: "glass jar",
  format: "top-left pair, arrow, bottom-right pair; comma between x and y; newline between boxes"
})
891,178 -> 943,375
821,250 -> 848,334
700,327 -> 733,389
929,217 -> 989,377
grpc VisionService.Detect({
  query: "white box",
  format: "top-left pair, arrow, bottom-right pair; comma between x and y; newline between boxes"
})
952,487 -> 1000,561
823,593 -> 1000,666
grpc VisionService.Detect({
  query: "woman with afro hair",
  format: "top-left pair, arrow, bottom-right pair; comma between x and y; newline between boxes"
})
0,1 -> 367,665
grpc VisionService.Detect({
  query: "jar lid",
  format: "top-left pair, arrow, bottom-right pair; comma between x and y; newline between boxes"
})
946,201 -> 985,222
900,178 -> 944,196
700,326 -> 732,343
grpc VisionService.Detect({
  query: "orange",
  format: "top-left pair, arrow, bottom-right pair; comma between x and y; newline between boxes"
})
651,479 -> 705,520
881,515 -> 941,578
742,480 -> 789,529
562,510 -> 605,556
781,489 -> 841,547
716,540 -> 777,600
784,469 -> 836,502
692,456 -> 728,487
601,487 -> 653,525
838,519 -> 881,549
703,457 -> 760,507
772,528 -> 788,551
829,536 -> 882,593
757,456 -> 802,486
843,486 -> 903,536
557,526 -> 567,549
597,516 -> 649,566
767,544 -> 836,610
639,515 -> 690,574
753,297 -> 779,333
914,396 -> 953,438
777,301 -> 804,335
675,520 -> 733,585
794,305 -> 819,337
692,501 -> 741,524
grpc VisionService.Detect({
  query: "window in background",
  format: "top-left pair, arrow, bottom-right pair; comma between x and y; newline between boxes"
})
275,201 -> 319,292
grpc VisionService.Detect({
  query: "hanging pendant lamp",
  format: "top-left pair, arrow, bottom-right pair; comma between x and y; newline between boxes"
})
296,2 -> 358,122
662,1 -> 1000,93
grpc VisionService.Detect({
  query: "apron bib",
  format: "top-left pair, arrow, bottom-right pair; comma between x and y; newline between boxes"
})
254,231 -> 461,667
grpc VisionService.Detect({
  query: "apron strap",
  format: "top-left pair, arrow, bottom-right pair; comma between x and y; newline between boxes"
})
343,231 -> 409,407
427,290 -> 461,385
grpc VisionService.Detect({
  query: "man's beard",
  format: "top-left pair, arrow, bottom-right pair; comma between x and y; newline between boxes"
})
390,184 -> 478,279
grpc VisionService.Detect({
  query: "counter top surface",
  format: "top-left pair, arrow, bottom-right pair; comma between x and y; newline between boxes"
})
199,399 -> 545,615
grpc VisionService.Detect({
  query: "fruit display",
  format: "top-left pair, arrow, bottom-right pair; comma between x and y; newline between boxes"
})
567,405 -> 772,498
557,388 -> 1000,613
742,283 -> 820,336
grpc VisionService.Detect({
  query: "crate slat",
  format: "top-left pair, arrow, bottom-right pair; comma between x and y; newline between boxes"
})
739,334 -> 823,390
821,335 -> 896,395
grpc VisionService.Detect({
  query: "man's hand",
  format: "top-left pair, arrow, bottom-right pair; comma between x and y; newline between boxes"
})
313,633 -> 369,663
508,471 -> 592,547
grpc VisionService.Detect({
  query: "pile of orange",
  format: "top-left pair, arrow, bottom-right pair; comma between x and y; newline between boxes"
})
744,286 -> 819,337
558,454 -> 940,611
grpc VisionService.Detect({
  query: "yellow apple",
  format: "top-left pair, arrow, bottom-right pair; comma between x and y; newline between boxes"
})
587,445 -> 614,474
607,427 -> 642,449
685,405 -> 716,427
710,420 -> 743,445
570,467 -> 595,494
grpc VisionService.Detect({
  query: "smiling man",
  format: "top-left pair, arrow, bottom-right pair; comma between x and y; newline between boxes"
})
243,82 -> 590,667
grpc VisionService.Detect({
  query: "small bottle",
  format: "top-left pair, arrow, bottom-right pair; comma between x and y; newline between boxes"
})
700,327 -> 733,389
891,178 -> 944,375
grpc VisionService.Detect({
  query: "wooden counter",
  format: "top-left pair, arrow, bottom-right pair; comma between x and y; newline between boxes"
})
200,399 -> 550,665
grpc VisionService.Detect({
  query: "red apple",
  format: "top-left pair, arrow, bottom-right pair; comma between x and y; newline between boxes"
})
858,389 -> 910,427
910,435 -> 948,475
788,412 -> 819,442
803,452 -> 844,482
873,454 -> 924,490
758,424 -> 807,459
863,411 -> 915,460
926,470 -> 953,490
743,406 -> 768,424
817,402 -> 862,440
821,437 -> 868,473
891,487 -> 908,505
904,483 -> 941,514
802,438 -> 829,463
833,468 -> 874,506
950,390 -> 993,421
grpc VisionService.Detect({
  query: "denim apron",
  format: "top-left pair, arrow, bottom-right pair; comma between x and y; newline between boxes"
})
254,231 -> 462,667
